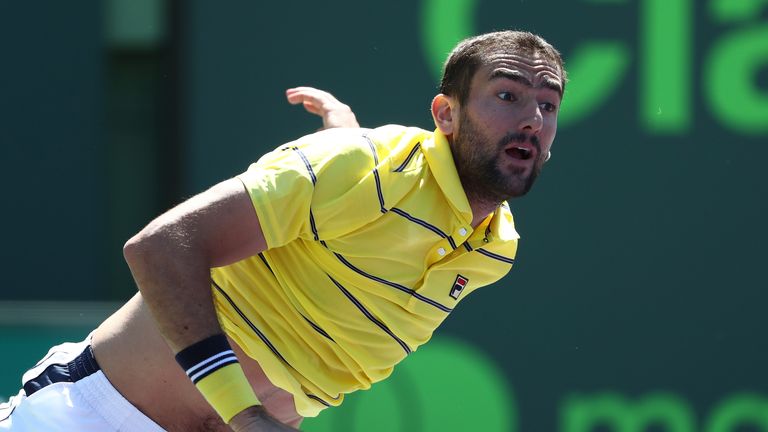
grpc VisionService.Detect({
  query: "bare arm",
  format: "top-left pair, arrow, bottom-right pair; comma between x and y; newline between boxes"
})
128,86 -> 358,350
125,87 -> 358,430
124,179 -> 295,430
123,178 -> 264,352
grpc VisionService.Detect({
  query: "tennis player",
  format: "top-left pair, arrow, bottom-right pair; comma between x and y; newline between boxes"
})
1,30 -> 566,431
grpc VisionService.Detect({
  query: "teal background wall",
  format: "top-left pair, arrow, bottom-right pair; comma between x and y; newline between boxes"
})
1,1 -> 767,430
0,3 -> 108,301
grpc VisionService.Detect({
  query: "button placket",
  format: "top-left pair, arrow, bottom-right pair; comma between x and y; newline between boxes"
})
452,225 -> 472,250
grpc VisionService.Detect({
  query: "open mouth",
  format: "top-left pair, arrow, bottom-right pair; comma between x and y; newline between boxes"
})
505,146 -> 533,160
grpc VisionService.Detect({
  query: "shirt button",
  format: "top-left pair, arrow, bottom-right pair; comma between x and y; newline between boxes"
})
458,228 -> 467,236
437,247 -> 446,256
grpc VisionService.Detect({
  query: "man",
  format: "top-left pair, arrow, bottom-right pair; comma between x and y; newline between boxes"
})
1,30 -> 566,431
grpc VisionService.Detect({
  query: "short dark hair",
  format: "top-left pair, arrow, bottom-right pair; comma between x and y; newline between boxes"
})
439,30 -> 567,105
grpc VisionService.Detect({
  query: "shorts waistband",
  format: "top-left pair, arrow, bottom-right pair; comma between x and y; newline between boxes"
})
23,344 -> 101,396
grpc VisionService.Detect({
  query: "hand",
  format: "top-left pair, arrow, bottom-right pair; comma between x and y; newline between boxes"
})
286,86 -> 360,130
229,406 -> 300,432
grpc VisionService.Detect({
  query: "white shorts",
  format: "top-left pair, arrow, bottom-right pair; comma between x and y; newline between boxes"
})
0,336 -> 165,432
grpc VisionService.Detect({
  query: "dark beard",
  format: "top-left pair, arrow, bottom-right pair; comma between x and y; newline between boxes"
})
450,113 -> 542,207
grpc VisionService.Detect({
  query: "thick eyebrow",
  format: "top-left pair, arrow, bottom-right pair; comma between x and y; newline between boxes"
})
490,69 -> 563,98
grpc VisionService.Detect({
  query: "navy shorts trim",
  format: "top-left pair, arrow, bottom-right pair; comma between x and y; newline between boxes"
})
23,345 -> 100,396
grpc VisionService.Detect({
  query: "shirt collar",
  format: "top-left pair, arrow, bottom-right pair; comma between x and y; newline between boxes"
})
422,129 -> 520,242
421,129 -> 473,225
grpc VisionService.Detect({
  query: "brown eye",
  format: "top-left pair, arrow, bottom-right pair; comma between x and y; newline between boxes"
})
539,102 -> 557,113
497,92 -> 515,102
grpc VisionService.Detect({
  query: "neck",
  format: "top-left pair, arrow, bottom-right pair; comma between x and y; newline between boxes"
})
469,199 -> 500,228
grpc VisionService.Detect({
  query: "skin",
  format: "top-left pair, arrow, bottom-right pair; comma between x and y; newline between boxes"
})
432,52 -> 563,226
286,87 -> 359,130
92,87 -> 356,432
95,49 -> 564,432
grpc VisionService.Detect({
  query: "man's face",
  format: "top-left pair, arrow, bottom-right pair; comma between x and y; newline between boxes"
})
450,52 -> 563,205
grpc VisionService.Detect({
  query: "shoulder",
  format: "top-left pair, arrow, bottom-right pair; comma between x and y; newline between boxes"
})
363,125 -> 431,154
293,125 -> 430,152
283,125 -> 431,173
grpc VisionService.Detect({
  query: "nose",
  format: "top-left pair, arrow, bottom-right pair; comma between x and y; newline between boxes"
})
517,101 -> 543,134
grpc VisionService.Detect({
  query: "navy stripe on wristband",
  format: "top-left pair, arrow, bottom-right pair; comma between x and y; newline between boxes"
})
175,334 -> 239,384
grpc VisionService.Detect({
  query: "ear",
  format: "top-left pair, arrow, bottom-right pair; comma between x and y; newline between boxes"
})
431,94 -> 457,136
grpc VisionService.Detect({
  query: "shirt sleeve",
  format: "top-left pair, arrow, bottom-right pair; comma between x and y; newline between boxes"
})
238,129 -> 388,249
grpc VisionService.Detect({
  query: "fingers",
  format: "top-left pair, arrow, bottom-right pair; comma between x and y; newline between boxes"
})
285,87 -> 334,118
285,86 -> 360,129
285,87 -> 337,108
301,101 -> 322,116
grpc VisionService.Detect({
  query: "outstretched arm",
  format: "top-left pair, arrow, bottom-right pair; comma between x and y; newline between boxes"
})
286,86 -> 360,129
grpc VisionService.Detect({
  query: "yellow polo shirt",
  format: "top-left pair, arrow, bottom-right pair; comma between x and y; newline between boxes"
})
210,125 -> 519,417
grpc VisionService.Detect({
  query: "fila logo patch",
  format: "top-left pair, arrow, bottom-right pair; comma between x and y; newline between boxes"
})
450,275 -> 469,299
